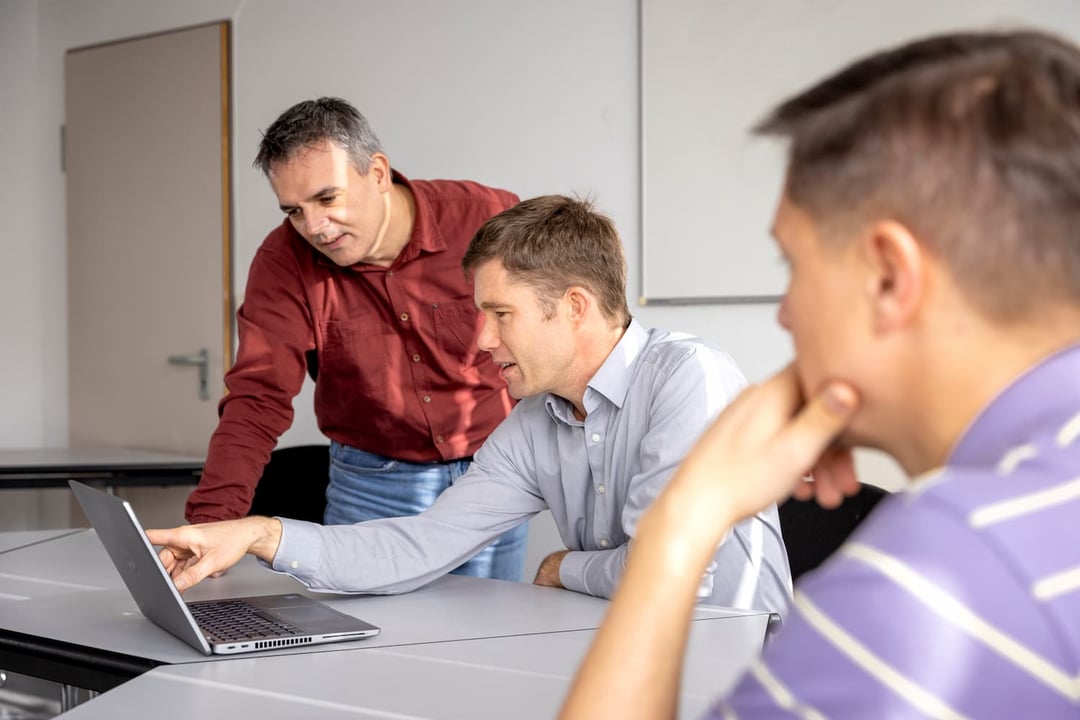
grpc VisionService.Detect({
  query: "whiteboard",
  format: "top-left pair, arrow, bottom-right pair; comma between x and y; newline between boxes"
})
640,0 -> 1080,304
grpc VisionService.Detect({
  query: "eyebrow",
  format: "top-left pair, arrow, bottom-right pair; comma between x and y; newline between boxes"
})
478,301 -> 510,311
278,185 -> 342,213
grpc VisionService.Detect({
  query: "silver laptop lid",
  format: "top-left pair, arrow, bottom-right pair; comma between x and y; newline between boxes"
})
69,480 -> 212,654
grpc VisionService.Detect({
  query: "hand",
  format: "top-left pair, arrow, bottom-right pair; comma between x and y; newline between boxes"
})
146,516 -> 282,593
792,443 -> 860,509
646,364 -> 861,547
533,550 -> 570,588
558,366 -> 859,720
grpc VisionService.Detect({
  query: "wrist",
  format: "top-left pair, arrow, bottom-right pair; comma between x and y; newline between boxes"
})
248,516 -> 283,562
535,549 -> 570,587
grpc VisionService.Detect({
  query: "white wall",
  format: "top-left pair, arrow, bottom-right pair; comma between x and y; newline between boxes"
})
1,1 -> 904,546
1,0 -> 50,449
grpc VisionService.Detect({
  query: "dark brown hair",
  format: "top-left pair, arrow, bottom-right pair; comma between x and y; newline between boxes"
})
463,195 -> 631,328
756,30 -> 1080,320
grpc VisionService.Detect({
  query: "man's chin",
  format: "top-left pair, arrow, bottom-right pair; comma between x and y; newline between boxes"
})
313,241 -> 362,267
835,425 -> 880,454
326,250 -> 358,267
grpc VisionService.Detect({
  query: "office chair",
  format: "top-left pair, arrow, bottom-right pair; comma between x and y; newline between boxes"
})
778,483 -> 889,582
247,444 -> 330,524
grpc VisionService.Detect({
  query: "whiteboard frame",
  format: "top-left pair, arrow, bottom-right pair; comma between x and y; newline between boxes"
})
637,0 -> 784,306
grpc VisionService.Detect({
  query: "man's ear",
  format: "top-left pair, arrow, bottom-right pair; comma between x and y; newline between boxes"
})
863,220 -> 925,332
565,286 -> 592,324
368,153 -> 393,191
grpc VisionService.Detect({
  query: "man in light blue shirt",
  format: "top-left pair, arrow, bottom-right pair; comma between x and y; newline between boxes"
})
148,195 -> 792,615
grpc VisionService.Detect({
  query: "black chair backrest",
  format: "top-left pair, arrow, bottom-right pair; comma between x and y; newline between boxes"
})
778,483 -> 888,582
247,444 -> 330,524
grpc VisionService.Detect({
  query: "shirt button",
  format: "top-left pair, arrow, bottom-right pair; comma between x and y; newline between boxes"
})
591,433 -> 601,443
436,435 -> 444,443
387,271 -> 394,277
597,484 -> 606,494
289,560 -> 299,569
412,353 -> 421,362
599,538 -> 610,548
400,312 -> 409,322
423,395 -> 432,403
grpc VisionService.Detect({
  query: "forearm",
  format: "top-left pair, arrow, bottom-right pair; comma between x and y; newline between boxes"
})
189,258 -> 311,523
271,511 -> 523,595
561,476 -> 736,719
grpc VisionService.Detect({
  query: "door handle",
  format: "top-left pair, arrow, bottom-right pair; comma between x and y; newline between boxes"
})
167,347 -> 210,400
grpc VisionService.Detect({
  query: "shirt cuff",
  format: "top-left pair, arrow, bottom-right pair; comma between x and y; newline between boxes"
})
557,549 -> 593,596
267,517 -> 324,585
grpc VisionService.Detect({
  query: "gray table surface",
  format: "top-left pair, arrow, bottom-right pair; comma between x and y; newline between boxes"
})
55,608 -> 766,719
0,529 -> 83,555
0,529 -> 770,719
0,530 -> 766,663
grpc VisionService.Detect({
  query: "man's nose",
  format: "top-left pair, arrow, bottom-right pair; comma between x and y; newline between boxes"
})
304,210 -> 330,238
776,294 -> 792,331
477,315 -> 499,353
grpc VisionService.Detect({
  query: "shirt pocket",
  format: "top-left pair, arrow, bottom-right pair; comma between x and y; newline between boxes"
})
317,315 -> 392,376
431,299 -> 486,370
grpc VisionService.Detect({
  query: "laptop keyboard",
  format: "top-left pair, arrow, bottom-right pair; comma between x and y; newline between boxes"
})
188,599 -> 303,643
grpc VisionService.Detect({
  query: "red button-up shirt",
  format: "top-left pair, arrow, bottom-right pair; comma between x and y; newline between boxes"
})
185,172 -> 518,522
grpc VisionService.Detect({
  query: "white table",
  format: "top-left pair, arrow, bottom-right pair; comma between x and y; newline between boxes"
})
0,530 -> 771,718
0,529 -> 83,555
57,613 -> 766,719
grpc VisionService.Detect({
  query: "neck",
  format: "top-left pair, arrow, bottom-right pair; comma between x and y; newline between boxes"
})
375,182 -> 416,265
887,308 -> 1080,475
565,320 -> 629,419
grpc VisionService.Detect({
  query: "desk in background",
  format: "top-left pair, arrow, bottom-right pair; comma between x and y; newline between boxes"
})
0,448 -> 203,490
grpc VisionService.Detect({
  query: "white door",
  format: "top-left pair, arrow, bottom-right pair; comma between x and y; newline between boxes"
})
65,22 -> 232,526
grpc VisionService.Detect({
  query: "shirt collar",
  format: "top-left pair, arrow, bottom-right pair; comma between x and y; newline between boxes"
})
948,342 -> 1080,467
544,319 -> 647,424
389,169 -> 447,265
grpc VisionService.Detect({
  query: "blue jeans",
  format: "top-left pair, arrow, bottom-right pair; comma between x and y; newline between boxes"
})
324,442 -> 527,581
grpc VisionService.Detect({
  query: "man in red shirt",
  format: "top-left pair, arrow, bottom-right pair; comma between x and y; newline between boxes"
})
184,97 -> 526,580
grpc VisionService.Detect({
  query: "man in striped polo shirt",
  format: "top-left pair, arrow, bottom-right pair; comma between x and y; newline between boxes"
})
563,30 -> 1080,718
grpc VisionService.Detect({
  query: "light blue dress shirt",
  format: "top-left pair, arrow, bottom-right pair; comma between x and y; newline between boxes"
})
272,320 -> 792,615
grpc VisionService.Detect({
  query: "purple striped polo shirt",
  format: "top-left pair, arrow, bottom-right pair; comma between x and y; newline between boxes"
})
711,344 -> 1080,718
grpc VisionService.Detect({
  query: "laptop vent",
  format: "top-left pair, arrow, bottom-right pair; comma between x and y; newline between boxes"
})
254,636 -> 314,650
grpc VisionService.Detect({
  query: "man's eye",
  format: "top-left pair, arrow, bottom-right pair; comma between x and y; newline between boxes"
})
319,195 -> 337,205
495,312 -> 509,320
285,208 -> 301,217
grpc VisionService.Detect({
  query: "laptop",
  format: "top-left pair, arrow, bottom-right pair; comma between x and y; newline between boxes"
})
69,480 -> 380,655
